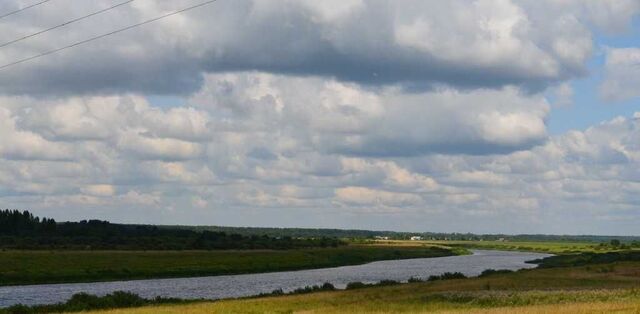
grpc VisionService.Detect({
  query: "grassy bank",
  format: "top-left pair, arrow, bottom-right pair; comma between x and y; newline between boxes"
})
78,260 -> 640,313
413,239 -> 621,254
0,245 -> 462,286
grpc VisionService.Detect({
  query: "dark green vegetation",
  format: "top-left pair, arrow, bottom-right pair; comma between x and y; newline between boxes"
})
257,282 -> 338,298
427,272 -> 468,281
0,291 -> 194,314
91,258 -> 640,313
421,239 -> 638,254
172,224 -> 640,243
0,245 -> 460,286
531,250 -> 640,268
6,209 -> 638,252
9,251 -> 640,314
0,210 -> 342,250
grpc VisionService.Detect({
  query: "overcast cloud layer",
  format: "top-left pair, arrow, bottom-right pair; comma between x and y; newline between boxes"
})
0,0 -> 639,234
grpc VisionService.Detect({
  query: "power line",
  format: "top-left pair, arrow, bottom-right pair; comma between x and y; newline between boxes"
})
0,0 -> 219,71
0,0 -> 52,20
0,0 -> 136,49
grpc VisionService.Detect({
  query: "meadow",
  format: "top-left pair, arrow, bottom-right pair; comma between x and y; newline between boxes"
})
417,239 -> 622,254
76,260 -> 640,313
0,244 -> 461,286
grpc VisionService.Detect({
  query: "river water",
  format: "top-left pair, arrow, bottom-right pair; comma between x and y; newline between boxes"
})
0,250 -> 550,307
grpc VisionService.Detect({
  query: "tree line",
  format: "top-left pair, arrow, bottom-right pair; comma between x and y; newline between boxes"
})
0,210 -> 342,250
168,225 -> 640,243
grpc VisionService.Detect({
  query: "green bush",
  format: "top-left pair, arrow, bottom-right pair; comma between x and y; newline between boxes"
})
377,280 -> 400,286
1,291 -> 187,314
531,251 -> 640,268
428,272 -> 467,281
479,269 -> 514,277
345,281 -> 368,289
408,276 -> 424,283
291,282 -> 336,294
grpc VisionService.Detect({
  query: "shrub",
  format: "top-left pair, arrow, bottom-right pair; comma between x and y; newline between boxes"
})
408,276 -> 424,283
533,251 -> 640,268
377,280 -> 400,286
320,282 -> 335,290
428,272 -> 467,281
479,269 -> 514,277
291,282 -> 336,294
345,281 -> 368,289
2,291 -> 189,314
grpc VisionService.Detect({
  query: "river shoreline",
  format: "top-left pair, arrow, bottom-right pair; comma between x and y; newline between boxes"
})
0,250 -> 550,307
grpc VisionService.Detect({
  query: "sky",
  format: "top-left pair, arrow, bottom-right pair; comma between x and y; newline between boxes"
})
0,0 -> 639,235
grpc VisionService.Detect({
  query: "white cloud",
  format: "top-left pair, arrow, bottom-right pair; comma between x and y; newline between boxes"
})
191,73 -> 550,156
0,0 -> 635,95
0,1 -> 639,234
117,131 -> 203,160
551,82 -> 574,107
0,107 -> 71,161
600,48 -> 640,102
334,186 -> 422,207
81,185 -> 116,197
0,91 -> 638,233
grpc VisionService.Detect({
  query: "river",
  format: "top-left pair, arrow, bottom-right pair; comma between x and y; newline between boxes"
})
0,249 -> 551,307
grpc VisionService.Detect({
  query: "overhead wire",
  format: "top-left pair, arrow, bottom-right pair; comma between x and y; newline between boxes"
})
0,0 -> 136,49
0,0 -> 52,20
0,0 -> 220,71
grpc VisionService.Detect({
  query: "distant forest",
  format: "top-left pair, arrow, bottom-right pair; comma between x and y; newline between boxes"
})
2,209 -> 638,251
169,225 -> 640,243
0,210 -> 342,250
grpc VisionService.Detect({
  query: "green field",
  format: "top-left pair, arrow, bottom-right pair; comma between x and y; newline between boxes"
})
416,239 -> 624,254
0,245 -> 462,286
78,260 -> 640,313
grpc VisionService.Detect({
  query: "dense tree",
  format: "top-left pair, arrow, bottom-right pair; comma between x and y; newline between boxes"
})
0,209 -> 342,250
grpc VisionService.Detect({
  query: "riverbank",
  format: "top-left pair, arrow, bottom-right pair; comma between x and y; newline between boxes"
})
77,259 -> 640,313
0,244 -> 464,286
374,239 -> 621,254
1,249 -> 541,308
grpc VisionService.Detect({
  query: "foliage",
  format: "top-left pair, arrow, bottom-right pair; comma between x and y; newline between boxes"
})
0,246 -> 457,286
345,281 -> 368,290
427,272 -> 467,281
421,239 -> 630,254
0,291 -> 190,314
256,282 -> 337,298
478,269 -> 514,277
530,251 -> 640,268
170,224 -> 640,243
407,276 -> 424,283
0,210 -> 342,250
70,260 -> 640,314
290,282 -> 336,294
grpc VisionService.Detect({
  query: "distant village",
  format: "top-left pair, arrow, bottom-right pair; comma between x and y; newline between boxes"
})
374,235 -> 509,242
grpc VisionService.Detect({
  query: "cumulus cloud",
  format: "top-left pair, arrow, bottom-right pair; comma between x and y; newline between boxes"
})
0,0 -> 636,95
190,73 -> 550,156
0,1 -> 639,234
551,82 -> 574,107
334,186 -> 422,208
81,185 -> 116,197
0,78 -> 638,233
0,107 -> 71,161
600,48 -> 640,102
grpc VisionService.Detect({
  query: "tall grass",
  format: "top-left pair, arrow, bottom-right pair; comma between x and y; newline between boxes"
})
0,245 -> 458,286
